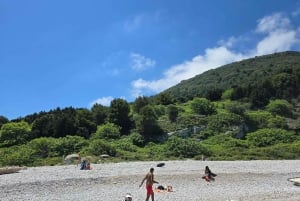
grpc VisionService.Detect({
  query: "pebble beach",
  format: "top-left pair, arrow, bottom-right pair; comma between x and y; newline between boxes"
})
1,160 -> 300,201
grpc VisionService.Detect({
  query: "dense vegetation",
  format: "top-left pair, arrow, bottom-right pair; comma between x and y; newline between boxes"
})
1,51 -> 300,167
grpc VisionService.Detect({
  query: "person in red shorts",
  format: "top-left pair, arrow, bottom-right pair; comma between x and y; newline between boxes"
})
139,167 -> 159,201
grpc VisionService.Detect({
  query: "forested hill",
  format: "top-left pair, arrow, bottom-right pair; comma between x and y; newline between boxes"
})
163,51 -> 300,103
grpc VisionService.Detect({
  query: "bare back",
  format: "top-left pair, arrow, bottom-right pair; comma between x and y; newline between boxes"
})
145,172 -> 154,186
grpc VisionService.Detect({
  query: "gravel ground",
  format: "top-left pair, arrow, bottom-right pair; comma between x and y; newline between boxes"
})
1,160 -> 300,201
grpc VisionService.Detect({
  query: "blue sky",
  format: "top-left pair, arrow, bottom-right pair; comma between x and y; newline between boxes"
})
1,0 -> 300,120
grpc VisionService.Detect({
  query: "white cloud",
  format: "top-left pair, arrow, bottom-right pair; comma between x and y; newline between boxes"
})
254,13 -> 299,55
255,30 -> 298,55
130,52 -> 156,71
89,96 -> 114,107
256,13 -> 291,33
131,12 -> 300,97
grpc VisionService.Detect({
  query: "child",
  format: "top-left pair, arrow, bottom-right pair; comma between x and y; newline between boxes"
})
125,193 -> 132,201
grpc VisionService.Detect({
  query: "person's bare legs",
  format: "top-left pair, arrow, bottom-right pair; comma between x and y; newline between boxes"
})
146,194 -> 150,201
151,192 -> 154,201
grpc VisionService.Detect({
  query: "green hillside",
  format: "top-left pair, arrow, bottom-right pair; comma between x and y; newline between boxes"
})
164,51 -> 300,102
1,51 -> 300,167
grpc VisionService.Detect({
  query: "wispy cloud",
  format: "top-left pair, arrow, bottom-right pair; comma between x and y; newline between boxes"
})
292,7 -> 300,17
131,12 -> 300,97
123,14 -> 145,32
89,96 -> 114,107
130,52 -> 156,71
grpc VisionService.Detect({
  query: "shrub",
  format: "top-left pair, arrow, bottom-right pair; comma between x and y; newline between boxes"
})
266,99 -> 293,117
87,139 -> 117,156
93,123 -> 121,140
165,136 -> 209,158
246,128 -> 298,147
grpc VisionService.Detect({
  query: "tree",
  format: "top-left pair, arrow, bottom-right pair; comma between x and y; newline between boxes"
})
0,115 -> 9,128
109,98 -> 132,135
133,96 -> 149,113
0,121 -> 31,147
91,103 -> 109,125
154,92 -> 175,105
136,105 -> 163,140
206,88 -> 223,101
167,104 -> 179,122
76,109 -> 97,138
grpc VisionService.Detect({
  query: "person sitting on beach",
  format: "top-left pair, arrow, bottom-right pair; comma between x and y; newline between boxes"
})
202,166 -> 217,182
139,167 -> 159,201
86,161 -> 92,170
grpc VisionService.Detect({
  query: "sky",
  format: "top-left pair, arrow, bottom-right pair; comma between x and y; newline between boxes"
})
1,0 -> 300,120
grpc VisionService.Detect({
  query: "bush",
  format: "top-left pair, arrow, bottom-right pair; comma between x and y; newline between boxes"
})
129,132 -> 145,147
56,135 -> 88,155
93,123 -> 121,140
0,145 -> 35,166
190,98 -> 216,115
28,137 -> 60,158
165,136 -> 209,158
246,128 -> 298,147
245,110 -> 287,130
266,99 -> 293,117
87,139 -> 117,156
206,112 -> 243,133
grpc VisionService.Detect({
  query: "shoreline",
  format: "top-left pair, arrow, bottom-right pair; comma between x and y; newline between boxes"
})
1,160 -> 300,201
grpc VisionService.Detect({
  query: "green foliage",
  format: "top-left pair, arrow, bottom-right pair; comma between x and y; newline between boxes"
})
114,138 -> 137,152
0,121 -> 32,147
245,110 -> 287,130
136,105 -> 163,140
225,101 -> 250,116
93,123 -> 121,140
133,96 -> 149,113
153,105 -> 166,117
167,104 -> 179,122
202,134 -> 249,148
76,109 -> 97,138
246,128 -> 298,147
190,98 -> 216,115
28,137 -> 59,158
91,103 -> 109,125
129,132 -> 145,147
109,98 -> 132,135
205,87 -> 223,101
266,99 -> 293,117
154,92 -> 175,105
87,139 -> 117,156
56,135 -> 88,155
0,145 -> 35,166
0,115 -> 9,128
206,112 -> 243,133
165,136 -> 209,158
221,88 -> 234,100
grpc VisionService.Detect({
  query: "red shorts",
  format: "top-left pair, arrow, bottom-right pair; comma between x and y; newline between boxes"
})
146,185 -> 153,195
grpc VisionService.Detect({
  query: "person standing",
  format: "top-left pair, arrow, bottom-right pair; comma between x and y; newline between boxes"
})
139,168 -> 159,201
